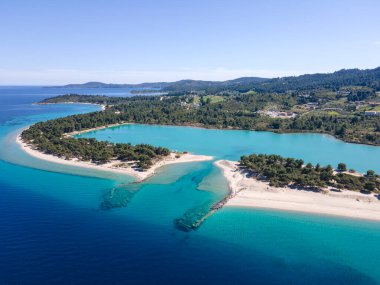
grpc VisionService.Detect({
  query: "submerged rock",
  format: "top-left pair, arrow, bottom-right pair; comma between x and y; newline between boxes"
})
100,184 -> 139,210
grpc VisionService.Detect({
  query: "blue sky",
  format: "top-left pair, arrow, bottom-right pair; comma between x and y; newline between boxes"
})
1,0 -> 379,84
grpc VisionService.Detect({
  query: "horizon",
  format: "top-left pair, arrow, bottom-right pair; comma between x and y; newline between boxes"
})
1,0 -> 380,84
1,66 -> 379,87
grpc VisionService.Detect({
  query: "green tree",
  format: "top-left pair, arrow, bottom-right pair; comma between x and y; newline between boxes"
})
364,182 -> 376,192
366,170 -> 375,177
337,163 -> 347,172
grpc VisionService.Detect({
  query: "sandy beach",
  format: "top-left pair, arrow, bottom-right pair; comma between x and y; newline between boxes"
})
16,134 -> 213,182
215,160 -> 380,222
38,101 -> 106,111
63,122 -> 131,137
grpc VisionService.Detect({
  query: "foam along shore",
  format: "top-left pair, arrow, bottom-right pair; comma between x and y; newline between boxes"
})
215,160 -> 380,222
38,101 -> 106,111
16,134 -> 213,182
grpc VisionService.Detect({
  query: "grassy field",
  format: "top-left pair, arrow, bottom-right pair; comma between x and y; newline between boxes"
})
243,90 -> 257,95
205,95 -> 225,103
325,110 -> 341,116
194,95 -> 225,104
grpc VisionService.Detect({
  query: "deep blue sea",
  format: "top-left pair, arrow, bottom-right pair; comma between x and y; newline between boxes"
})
1,86 -> 380,285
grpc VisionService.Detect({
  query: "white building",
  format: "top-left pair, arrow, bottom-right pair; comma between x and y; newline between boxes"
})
364,111 -> 380,116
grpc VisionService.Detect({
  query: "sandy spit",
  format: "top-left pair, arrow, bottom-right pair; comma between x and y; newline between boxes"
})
215,160 -> 380,222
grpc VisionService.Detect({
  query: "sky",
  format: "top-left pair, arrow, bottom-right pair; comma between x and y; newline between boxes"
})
0,0 -> 380,85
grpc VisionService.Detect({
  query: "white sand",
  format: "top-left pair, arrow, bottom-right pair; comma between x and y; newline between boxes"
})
64,122 -> 131,137
215,160 -> 380,222
16,134 -> 213,182
38,101 -> 106,111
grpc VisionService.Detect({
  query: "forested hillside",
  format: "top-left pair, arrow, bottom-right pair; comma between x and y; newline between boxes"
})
32,66 -> 380,171
57,67 -> 380,93
41,90 -> 380,146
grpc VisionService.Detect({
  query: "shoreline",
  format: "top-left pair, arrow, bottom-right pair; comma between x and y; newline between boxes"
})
16,133 -> 213,182
37,102 -> 379,147
37,101 -> 106,111
214,160 -> 380,222
90,121 -> 380,148
64,122 -> 132,137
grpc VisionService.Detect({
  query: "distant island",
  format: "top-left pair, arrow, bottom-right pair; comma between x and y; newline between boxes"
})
52,77 -> 269,91
55,81 -> 171,89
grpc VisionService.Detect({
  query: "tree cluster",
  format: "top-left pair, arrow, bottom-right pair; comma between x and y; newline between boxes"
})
21,111 -> 170,169
239,154 -> 379,192
40,93 -> 380,146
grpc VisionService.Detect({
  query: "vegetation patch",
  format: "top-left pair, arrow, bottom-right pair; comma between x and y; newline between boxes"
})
21,111 -> 171,170
240,154 -> 379,192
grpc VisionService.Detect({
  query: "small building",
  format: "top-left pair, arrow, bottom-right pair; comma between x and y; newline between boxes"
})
322,108 -> 343,111
259,110 -> 297,118
364,111 -> 380,116
298,92 -> 311,98
336,90 -> 351,96
304,102 -> 318,110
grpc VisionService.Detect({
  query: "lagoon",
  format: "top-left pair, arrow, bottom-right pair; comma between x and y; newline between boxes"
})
79,123 -> 380,173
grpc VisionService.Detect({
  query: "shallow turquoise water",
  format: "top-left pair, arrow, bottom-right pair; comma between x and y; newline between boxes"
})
79,123 -> 380,173
1,87 -> 380,284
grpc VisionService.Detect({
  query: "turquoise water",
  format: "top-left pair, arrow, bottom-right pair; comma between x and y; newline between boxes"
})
1,87 -> 380,284
79,123 -> 380,173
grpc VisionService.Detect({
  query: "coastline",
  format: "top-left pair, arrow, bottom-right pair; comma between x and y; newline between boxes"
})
36,101 -> 380,147
64,122 -> 131,137
37,101 -> 106,111
16,133 -> 213,182
215,160 -> 380,222
89,121 -> 380,147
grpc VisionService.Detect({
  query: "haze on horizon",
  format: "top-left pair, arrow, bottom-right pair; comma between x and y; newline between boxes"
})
1,0 -> 379,85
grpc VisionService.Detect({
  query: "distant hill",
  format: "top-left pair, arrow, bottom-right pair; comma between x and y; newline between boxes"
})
56,77 -> 269,92
249,67 -> 380,93
159,77 -> 268,92
55,67 -> 380,93
59,81 -> 171,89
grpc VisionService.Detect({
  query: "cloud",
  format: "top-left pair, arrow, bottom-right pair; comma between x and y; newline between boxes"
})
0,68 -> 307,85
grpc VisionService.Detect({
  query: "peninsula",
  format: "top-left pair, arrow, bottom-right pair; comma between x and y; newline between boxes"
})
19,118 -> 212,182
215,155 -> 380,221
17,133 -> 211,181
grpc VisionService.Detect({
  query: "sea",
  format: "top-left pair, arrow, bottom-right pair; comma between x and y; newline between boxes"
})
0,86 -> 380,285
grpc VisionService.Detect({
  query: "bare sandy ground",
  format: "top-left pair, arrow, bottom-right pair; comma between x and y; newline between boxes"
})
215,160 -> 380,222
63,122 -> 130,137
39,101 -> 106,111
16,134 -> 213,182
